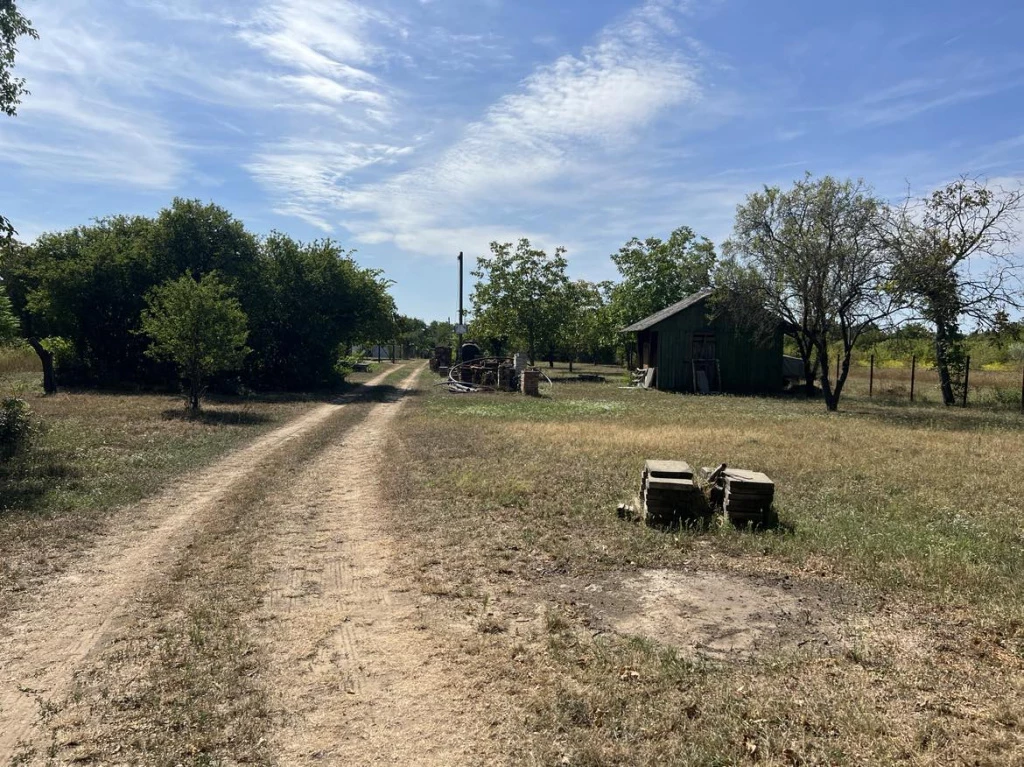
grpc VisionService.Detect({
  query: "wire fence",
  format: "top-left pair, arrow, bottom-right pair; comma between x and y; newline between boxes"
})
838,353 -> 1024,412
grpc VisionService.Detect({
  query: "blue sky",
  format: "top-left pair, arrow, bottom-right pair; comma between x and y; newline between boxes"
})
2,0 -> 1023,321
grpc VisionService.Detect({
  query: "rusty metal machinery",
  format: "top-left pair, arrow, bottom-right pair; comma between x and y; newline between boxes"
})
442,357 -> 552,394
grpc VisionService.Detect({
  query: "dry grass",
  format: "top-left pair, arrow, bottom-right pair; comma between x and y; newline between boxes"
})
0,346 -> 40,376
0,372 -> 387,617
381,368 -> 1024,765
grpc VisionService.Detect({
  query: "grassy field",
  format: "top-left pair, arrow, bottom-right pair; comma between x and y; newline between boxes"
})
0,345 -> 40,377
840,358 -> 1024,409
0,364 -> 399,617
383,365 -> 1024,765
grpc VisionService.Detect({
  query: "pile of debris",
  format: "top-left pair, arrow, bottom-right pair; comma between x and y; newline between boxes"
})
640,460 -> 704,525
624,367 -> 656,389
440,352 -> 550,396
703,464 -> 775,527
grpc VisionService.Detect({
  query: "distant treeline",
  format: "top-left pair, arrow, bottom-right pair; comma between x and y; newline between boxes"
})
1,199 -> 396,390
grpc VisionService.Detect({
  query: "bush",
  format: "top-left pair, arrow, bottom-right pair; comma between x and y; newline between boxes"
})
0,397 -> 33,460
334,353 -> 368,381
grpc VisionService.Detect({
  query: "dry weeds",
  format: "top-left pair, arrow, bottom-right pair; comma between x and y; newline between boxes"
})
380,369 -> 1024,765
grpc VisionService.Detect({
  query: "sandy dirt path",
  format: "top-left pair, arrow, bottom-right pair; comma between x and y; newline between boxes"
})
0,366 -> 404,759
257,366 -> 504,766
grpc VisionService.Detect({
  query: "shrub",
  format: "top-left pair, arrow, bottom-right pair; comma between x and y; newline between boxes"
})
0,397 -> 33,460
334,353 -> 368,381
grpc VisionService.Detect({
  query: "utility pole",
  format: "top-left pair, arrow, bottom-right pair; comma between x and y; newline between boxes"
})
456,252 -> 465,362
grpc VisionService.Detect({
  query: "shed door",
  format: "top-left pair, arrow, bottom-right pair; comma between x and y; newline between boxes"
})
691,332 -> 718,392
641,332 -> 658,368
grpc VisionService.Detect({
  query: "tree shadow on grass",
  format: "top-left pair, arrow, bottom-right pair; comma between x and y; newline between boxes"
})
160,408 -> 274,426
359,384 -> 422,404
0,449 -> 82,516
838,403 -> 1024,434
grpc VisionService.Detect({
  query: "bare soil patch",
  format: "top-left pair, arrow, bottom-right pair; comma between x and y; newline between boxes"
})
585,568 -> 843,659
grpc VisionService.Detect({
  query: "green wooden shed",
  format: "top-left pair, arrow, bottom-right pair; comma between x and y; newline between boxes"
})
620,289 -> 783,394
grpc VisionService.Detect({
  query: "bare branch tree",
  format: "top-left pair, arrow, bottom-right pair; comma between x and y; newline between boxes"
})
883,176 -> 1024,405
721,174 -> 904,411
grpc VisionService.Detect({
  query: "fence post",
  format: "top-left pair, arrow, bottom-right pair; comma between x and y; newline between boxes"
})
869,354 -> 874,398
910,355 -> 916,403
962,356 -> 970,408
1020,364 -> 1023,414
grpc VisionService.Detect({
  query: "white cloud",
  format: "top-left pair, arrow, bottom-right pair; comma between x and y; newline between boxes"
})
277,74 -> 389,108
238,0 -> 392,84
250,0 -> 703,257
245,141 -> 415,232
0,4 -> 185,189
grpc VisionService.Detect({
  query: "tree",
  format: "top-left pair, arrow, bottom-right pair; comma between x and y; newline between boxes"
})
722,174 -> 899,411
471,239 -> 570,365
884,177 -> 1024,405
560,280 -> 616,371
140,273 -> 250,412
1,203 -> 399,392
0,283 -> 18,343
608,226 -> 716,329
1,1 -> 37,240
251,233 -> 395,387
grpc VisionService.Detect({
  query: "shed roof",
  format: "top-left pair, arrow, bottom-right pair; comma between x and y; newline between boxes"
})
619,288 -> 714,333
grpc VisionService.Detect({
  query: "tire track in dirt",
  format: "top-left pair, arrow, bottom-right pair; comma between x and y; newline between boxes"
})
257,366 -> 505,766
0,367 -> 405,760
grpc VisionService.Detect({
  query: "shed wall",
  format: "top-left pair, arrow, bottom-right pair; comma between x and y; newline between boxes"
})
650,301 -> 782,394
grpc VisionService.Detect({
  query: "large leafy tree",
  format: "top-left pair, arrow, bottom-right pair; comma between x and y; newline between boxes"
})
252,233 -> 395,387
9,216 -> 158,385
2,201 -> 398,391
608,226 -> 716,328
560,279 -> 616,370
140,272 -> 250,412
471,239 -> 570,365
0,281 -> 18,342
0,2 -> 36,362
884,177 -> 1024,406
721,174 -> 900,411
1,1 -> 37,240
4,201 -> 260,386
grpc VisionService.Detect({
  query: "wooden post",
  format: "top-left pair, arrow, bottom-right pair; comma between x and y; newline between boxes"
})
962,356 -> 970,408
1020,364 -> 1024,414
869,354 -> 874,398
910,355 -> 916,403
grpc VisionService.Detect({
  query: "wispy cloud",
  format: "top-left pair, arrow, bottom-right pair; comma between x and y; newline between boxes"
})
245,140 -> 415,232
250,0 -> 704,256
0,3 -> 185,188
837,61 -> 1024,129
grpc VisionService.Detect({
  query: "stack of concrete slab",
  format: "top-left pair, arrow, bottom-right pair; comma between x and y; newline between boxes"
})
703,466 -> 774,526
521,369 -> 541,396
641,460 -> 703,525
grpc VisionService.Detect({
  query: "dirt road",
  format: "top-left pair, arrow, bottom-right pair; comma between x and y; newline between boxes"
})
256,366 -> 500,765
0,365 -> 489,762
